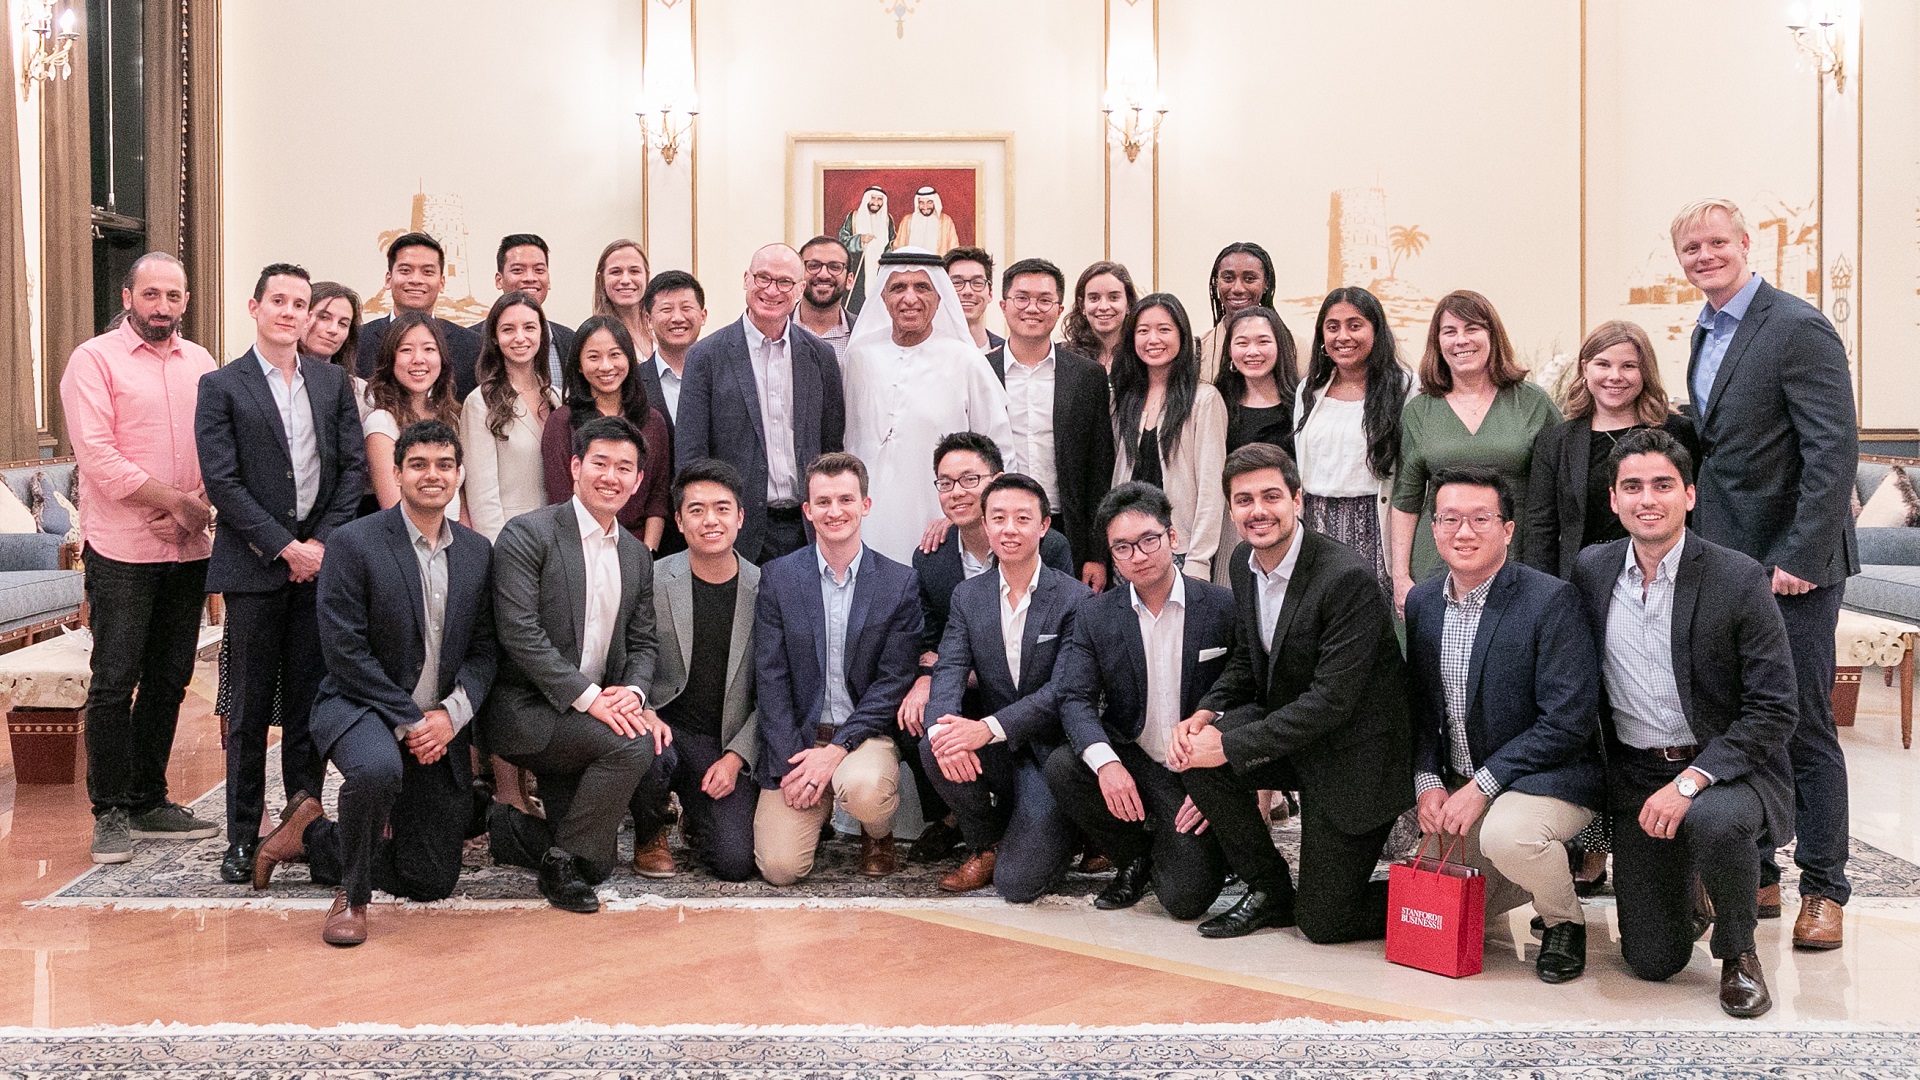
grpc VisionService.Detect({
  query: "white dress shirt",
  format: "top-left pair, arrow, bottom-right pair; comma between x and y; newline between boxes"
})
963,564 -> 1042,746
652,354 -> 684,423
743,318 -> 800,505
1003,346 -> 1061,510
256,350 -> 320,520
1084,572 -> 1187,770
570,496 -> 630,713
1252,525 -> 1304,653
960,541 -> 992,580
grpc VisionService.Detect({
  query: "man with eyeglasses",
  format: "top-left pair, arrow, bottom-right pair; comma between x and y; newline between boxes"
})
901,433 -> 1075,863
942,247 -> 1003,353
677,243 -> 845,564
1401,466 -> 1606,982
1044,482 -> 1235,921
796,236 -> 854,360
983,258 -> 1116,593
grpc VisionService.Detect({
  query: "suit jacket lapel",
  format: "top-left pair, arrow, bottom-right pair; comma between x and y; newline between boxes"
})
844,547 -> 877,663
985,346 -> 1007,385
1670,538 -> 1701,724
1465,563 -> 1516,723
1262,536 -> 1312,685
380,509 -> 424,650
730,324 -> 769,450
1702,284 -> 1773,422
1567,419 -> 1592,519
1016,572 -> 1054,692
723,560 -> 757,694
236,349 -> 293,464
1117,595 -> 1149,728
554,504 -> 589,656
790,339 -> 819,466
666,559 -> 694,672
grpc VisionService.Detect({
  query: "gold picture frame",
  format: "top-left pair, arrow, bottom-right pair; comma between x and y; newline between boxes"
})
785,132 -> 1015,261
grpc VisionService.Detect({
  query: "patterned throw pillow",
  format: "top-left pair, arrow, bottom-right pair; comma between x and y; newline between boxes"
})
51,490 -> 82,545
1857,467 -> 1920,528
0,482 -> 37,534
29,471 -> 70,537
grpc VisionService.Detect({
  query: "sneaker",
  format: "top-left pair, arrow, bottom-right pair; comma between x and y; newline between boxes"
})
128,802 -> 221,840
92,808 -> 133,864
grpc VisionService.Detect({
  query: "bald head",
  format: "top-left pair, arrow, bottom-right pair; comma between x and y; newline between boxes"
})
744,244 -> 804,337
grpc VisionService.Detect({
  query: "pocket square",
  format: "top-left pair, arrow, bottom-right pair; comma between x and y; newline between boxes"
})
1037,633 -> 1058,643
1198,646 -> 1228,661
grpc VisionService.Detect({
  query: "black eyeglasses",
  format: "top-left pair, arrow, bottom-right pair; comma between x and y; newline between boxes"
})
933,472 -> 990,493
1108,531 -> 1167,560
803,261 -> 847,275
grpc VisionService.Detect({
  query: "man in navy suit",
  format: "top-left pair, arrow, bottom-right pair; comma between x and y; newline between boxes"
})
752,452 -> 923,883
1172,445 -> 1413,945
675,243 -> 845,564
251,421 -> 495,946
469,234 -> 575,390
196,263 -> 367,885
1406,467 -> 1605,983
1672,198 -> 1857,949
355,232 -> 482,399
922,473 -> 1090,899
1045,483 -> 1234,920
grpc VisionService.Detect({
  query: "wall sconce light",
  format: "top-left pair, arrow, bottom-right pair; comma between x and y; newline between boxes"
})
1785,3 -> 1846,92
636,96 -> 698,165
19,1 -> 79,97
1102,83 -> 1167,164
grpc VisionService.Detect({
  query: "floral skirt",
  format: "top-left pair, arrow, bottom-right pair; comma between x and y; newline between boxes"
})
1302,493 -> 1391,600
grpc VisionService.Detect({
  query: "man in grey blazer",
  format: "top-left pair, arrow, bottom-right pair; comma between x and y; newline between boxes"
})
627,460 -> 761,882
482,415 -> 667,913
1672,198 -> 1858,949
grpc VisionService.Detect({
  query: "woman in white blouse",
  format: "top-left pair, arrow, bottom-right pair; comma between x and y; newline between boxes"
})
1109,293 -> 1228,579
462,291 -> 558,541
364,311 -> 466,523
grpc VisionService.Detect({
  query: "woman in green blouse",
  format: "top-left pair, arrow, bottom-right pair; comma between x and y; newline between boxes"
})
1388,290 -> 1560,615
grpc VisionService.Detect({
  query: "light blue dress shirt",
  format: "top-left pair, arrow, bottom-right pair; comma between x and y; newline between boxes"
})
817,546 -> 863,728
1690,272 -> 1763,412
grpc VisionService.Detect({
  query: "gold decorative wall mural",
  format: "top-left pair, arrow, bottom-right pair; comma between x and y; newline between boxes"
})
361,184 -> 490,324
1619,193 -> 1820,344
1275,185 -> 1441,355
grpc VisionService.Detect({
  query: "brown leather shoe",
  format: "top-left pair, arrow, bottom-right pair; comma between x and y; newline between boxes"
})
1077,844 -> 1113,875
939,848 -> 997,893
1719,950 -> 1771,1018
858,833 -> 898,877
321,891 -> 367,947
1757,883 -> 1782,919
632,828 -> 677,879
1792,895 -> 1844,950
253,791 -> 324,891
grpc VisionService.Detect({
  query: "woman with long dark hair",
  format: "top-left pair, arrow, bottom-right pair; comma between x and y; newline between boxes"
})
462,290 -> 558,541
1109,293 -> 1228,579
1196,241 -> 1277,384
1291,287 -> 1410,599
1062,260 -> 1139,369
364,312 -> 465,519
539,314 -> 672,548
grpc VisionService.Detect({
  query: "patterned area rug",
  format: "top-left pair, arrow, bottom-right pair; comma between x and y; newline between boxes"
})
0,1022 -> 1915,1078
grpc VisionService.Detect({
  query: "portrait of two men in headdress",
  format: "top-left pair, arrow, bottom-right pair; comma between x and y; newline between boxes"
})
825,167 -> 976,313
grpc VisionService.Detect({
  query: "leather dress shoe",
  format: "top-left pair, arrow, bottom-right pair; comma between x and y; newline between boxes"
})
537,848 -> 601,914
253,791 -> 323,890
218,840 -> 258,885
1719,950 -> 1772,1018
485,802 -> 537,871
1076,845 -> 1113,875
321,891 -> 367,947
1197,887 -> 1296,938
907,819 -> 964,863
859,833 -> 899,877
1792,895 -> 1844,950
1757,882 -> 1782,919
632,829 -> 677,879
1094,855 -> 1153,910
1535,921 -> 1587,983
938,848 -> 997,893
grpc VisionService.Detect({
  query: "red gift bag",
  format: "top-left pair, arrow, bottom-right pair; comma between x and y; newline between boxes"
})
1385,834 -> 1486,978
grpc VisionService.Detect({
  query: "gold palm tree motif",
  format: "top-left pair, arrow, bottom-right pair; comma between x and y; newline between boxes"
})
1388,225 -> 1429,277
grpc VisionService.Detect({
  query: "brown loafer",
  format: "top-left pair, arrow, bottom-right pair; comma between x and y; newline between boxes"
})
1757,883 -> 1782,919
939,848 -> 997,893
1719,950 -> 1771,1018
858,832 -> 898,877
632,828 -> 677,879
253,791 -> 324,891
321,891 -> 367,947
1077,844 -> 1112,875
1792,895 -> 1844,950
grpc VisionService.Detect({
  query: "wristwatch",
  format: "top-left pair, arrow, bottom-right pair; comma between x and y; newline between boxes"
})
1675,774 -> 1701,799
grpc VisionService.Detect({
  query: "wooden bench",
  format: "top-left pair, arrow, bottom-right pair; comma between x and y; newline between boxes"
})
1832,609 -> 1915,749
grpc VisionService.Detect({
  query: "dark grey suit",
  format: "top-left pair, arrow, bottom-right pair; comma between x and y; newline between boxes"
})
1686,275 -> 1857,904
1573,532 -> 1797,976
481,500 -> 659,874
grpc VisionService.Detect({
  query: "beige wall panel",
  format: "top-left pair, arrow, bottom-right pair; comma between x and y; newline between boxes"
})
1860,0 -> 1920,428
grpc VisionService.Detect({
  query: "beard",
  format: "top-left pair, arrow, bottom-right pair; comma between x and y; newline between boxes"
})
133,313 -> 179,344
804,279 -> 849,310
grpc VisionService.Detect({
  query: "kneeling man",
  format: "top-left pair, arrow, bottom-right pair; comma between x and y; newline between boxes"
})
753,452 -> 923,884
254,421 -> 496,946
922,473 -> 1091,899
1406,467 -> 1604,983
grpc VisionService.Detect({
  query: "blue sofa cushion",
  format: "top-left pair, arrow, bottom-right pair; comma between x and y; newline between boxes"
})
1858,528 -> 1920,567
0,570 -> 84,635
1845,566 -> 1920,626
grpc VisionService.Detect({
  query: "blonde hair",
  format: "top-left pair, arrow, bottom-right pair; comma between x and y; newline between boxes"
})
1669,198 -> 1748,243
1564,320 -> 1673,427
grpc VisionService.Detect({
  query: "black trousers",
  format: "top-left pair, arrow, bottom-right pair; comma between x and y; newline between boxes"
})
306,714 -> 467,906
1043,741 -> 1226,920
628,729 -> 757,882
1182,758 -> 1396,944
80,549 -> 208,817
1610,750 -> 1767,978
1762,582 -> 1851,904
495,711 -> 654,875
921,740 -> 1076,903
894,723 -> 950,826
755,509 -> 808,565
222,582 -> 326,839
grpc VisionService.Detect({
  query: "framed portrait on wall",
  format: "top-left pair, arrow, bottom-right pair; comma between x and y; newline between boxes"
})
787,133 -> 1013,313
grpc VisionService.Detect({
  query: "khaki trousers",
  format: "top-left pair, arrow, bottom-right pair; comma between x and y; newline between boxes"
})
1449,790 -> 1594,928
753,736 -> 900,885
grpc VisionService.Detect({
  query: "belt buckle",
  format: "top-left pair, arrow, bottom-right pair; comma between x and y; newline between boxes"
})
1660,745 -> 1696,762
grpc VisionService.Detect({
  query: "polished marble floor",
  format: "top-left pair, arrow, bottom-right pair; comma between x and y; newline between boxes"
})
2,657 -> 1915,1030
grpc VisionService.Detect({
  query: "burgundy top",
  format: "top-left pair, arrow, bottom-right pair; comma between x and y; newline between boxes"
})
540,404 -> 673,536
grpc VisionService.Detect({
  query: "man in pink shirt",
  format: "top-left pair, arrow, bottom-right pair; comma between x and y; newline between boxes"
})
59,252 -> 222,865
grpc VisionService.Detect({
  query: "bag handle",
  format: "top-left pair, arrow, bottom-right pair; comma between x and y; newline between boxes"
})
1410,832 -> 1466,876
